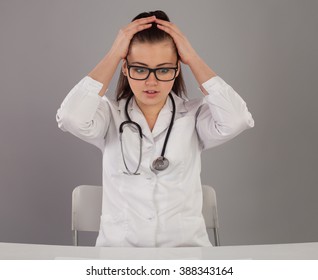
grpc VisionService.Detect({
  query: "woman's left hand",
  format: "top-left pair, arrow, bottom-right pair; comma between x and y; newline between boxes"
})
155,18 -> 198,65
156,18 -> 216,87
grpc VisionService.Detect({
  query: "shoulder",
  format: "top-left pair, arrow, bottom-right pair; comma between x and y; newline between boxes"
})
173,93 -> 205,115
184,97 -> 205,111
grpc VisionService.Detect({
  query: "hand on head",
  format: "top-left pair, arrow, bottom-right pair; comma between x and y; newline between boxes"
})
110,16 -> 156,60
155,18 -> 197,65
111,14 -> 197,65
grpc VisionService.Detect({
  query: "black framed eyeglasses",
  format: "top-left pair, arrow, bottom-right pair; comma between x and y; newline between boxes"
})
126,60 -> 178,82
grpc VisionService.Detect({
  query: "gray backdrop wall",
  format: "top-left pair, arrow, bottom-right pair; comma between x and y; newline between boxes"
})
0,0 -> 317,246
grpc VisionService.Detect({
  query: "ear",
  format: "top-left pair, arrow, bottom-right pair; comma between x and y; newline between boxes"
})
121,59 -> 128,76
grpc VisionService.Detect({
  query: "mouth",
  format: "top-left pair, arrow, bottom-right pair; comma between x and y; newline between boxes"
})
143,90 -> 159,95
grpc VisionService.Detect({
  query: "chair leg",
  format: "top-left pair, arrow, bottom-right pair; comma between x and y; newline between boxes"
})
214,228 -> 220,246
73,230 -> 78,246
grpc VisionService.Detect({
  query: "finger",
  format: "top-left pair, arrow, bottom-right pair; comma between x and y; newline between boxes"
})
133,15 -> 156,25
155,18 -> 178,31
126,23 -> 152,36
126,16 -> 155,33
154,18 -> 170,25
156,23 -> 180,37
124,21 -> 152,38
156,23 -> 170,33
136,23 -> 152,32
156,20 -> 182,37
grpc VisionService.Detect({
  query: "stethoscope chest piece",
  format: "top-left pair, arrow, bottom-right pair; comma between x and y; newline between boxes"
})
152,156 -> 169,171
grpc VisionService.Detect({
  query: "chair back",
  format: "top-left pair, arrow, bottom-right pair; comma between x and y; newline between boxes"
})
72,184 -> 220,246
72,185 -> 102,245
202,185 -> 220,246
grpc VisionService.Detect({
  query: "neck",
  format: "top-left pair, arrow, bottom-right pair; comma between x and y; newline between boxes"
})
135,97 -> 168,131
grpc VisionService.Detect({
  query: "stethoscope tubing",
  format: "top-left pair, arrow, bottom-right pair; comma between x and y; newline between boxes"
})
119,93 -> 176,174
160,94 -> 176,157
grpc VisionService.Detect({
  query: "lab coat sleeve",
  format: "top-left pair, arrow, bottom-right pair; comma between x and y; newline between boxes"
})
56,76 -> 110,149
196,76 -> 254,150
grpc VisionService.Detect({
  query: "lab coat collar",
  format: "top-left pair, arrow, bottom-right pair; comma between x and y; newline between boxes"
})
118,92 -> 188,139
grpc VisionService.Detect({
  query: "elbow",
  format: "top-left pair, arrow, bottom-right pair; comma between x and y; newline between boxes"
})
55,109 -> 83,134
230,111 -> 255,136
215,111 -> 254,138
56,108 -> 68,132
56,108 -> 107,139
238,111 -> 255,131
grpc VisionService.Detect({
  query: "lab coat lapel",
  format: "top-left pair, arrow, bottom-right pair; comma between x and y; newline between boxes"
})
118,97 -> 153,141
152,93 -> 188,138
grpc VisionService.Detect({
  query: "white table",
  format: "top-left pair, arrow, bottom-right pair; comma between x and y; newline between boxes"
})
0,242 -> 317,259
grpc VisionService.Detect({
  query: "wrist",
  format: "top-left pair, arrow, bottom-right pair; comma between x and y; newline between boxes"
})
186,52 -> 202,67
187,55 -> 217,86
107,47 -> 123,62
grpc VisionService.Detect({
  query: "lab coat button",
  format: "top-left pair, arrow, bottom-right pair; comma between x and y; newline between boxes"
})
147,213 -> 155,220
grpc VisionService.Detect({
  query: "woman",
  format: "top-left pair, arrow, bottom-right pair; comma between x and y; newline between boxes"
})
56,10 -> 254,247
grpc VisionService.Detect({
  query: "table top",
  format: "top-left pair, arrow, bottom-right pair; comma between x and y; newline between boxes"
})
0,242 -> 317,259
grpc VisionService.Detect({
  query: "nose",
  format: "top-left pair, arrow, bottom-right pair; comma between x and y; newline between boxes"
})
145,72 -> 158,85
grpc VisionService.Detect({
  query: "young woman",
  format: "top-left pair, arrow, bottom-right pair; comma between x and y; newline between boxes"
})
56,11 -> 254,247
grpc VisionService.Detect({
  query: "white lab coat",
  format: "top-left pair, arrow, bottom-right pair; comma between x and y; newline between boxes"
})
56,75 -> 254,247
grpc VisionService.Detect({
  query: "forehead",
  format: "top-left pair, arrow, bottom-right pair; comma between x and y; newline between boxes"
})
128,41 -> 177,66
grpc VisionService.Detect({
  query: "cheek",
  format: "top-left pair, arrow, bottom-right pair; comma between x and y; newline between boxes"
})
162,81 -> 175,93
127,79 -> 141,91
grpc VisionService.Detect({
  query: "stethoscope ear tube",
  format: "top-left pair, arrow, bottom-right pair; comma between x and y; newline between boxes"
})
119,121 -> 143,139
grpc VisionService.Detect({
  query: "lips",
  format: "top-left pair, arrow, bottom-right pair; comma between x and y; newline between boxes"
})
144,90 -> 159,94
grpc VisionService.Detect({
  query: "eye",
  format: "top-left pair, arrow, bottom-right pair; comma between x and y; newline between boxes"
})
158,68 -> 171,74
132,67 -> 147,74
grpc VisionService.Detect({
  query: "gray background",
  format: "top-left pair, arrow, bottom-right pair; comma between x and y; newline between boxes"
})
0,0 -> 317,246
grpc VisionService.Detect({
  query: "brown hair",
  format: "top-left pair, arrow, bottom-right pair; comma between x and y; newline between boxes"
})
115,10 -> 187,101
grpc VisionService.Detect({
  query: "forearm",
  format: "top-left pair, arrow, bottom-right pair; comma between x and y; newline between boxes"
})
88,49 -> 121,97
187,54 -> 217,94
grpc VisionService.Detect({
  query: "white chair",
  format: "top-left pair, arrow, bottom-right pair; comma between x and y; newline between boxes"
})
202,184 -> 221,246
72,184 -> 220,246
72,185 -> 102,246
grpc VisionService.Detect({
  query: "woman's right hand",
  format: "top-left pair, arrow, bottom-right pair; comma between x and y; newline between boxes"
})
110,16 -> 156,59
88,16 -> 155,96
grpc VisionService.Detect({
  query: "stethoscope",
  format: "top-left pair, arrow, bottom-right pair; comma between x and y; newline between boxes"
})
119,93 -> 176,175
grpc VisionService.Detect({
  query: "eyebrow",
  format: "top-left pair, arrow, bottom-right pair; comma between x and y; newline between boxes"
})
129,61 -> 175,67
